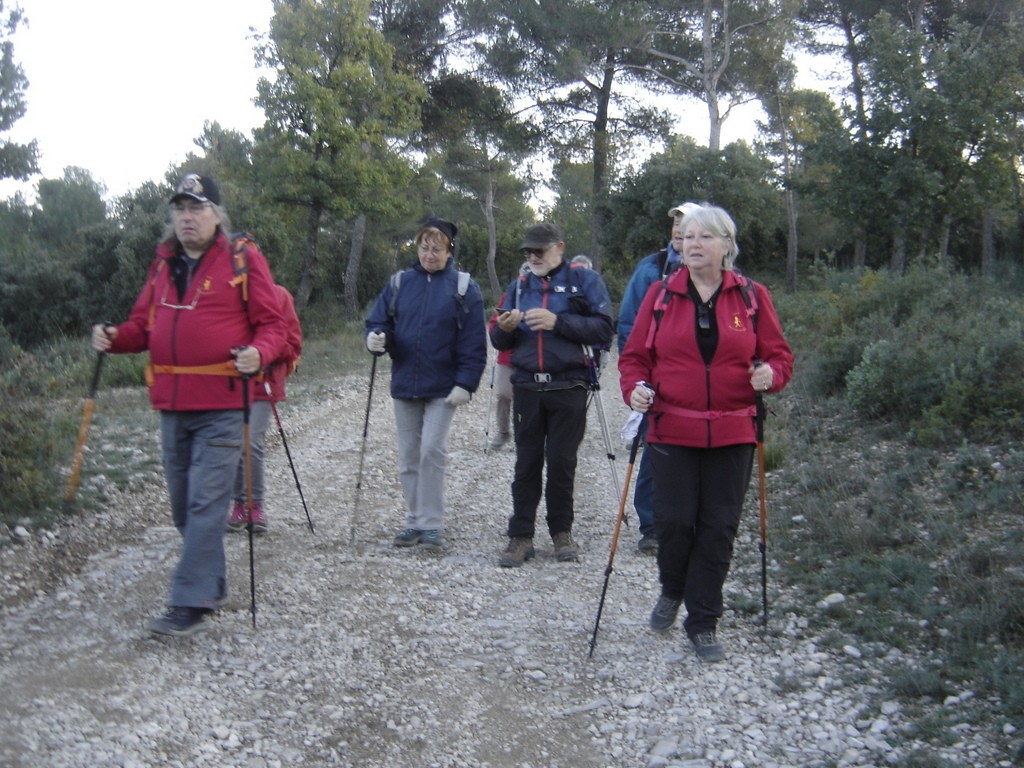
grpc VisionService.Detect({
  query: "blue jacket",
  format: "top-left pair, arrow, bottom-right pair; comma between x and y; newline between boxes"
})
490,262 -> 614,389
616,243 -> 680,353
365,261 -> 487,399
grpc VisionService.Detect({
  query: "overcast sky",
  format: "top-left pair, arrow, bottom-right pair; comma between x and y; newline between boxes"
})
1,0 -> 274,201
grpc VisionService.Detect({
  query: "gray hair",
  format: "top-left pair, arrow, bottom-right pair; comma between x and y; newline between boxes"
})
570,254 -> 593,269
682,204 -> 739,270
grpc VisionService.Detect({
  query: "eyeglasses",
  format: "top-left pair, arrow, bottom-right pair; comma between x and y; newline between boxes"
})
417,243 -> 448,256
697,303 -> 711,335
158,281 -> 203,311
521,246 -> 551,257
171,202 -> 211,216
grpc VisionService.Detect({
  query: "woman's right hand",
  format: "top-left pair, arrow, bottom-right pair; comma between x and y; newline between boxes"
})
91,324 -> 115,352
630,383 -> 654,413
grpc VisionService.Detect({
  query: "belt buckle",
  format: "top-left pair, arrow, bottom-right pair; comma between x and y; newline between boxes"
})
534,373 -> 552,383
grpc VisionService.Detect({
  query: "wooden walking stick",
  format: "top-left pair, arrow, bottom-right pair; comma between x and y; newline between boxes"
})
588,420 -> 644,658
64,351 -> 106,508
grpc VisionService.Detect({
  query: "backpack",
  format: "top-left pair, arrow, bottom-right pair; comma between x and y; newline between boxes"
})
388,268 -> 472,329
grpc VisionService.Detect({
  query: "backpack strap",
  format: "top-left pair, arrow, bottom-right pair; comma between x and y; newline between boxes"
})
737,274 -> 759,332
387,270 -> 403,320
388,268 -> 473,329
229,233 -> 254,308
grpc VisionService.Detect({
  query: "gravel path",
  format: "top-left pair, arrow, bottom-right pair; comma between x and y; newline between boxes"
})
0,366 -> 1010,767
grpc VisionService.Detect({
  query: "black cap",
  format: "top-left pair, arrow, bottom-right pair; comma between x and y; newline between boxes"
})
520,222 -> 562,250
170,173 -> 221,206
419,217 -> 458,248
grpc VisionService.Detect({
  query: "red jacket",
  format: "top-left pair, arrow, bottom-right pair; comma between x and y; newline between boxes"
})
488,290 -> 512,367
259,285 -> 302,403
618,267 -> 793,448
111,232 -> 286,411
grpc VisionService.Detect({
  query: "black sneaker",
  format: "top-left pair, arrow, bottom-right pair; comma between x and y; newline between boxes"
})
637,534 -> 658,554
691,631 -> 726,662
148,607 -> 211,637
649,595 -> 682,631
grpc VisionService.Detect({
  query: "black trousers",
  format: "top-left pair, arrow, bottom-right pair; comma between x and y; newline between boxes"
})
649,441 -> 755,636
508,386 -> 588,539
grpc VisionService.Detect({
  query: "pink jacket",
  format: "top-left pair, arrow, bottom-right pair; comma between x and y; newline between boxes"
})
111,232 -> 286,411
618,267 -> 793,448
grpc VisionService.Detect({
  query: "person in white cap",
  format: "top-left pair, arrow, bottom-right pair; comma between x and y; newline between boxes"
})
615,201 -> 701,553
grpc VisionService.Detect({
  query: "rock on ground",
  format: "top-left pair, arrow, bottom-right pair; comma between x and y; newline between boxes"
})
0,365 -> 1009,767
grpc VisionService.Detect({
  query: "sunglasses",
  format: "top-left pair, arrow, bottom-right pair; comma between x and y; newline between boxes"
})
697,303 -> 711,335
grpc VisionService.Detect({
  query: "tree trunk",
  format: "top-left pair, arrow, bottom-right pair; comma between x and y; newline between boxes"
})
483,174 -> 499,298
296,204 -> 323,311
854,236 -> 866,270
343,212 -> 367,316
891,234 -> 906,274
938,213 -> 951,268
981,207 -> 995,278
588,55 -> 615,272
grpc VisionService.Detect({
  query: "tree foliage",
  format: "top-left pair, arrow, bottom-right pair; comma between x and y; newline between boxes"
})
0,2 -> 36,181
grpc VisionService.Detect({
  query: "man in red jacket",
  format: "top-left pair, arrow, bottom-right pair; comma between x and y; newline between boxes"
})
92,173 -> 286,637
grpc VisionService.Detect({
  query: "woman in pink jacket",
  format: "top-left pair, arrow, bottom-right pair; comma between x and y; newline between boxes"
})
618,204 -> 793,663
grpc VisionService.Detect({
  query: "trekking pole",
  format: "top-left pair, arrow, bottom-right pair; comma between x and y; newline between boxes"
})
351,354 -> 378,545
588,420 -> 644,658
756,390 -> 769,627
583,346 -> 622,508
483,360 -> 496,452
242,374 -> 258,629
65,348 -> 107,508
266,382 -> 315,534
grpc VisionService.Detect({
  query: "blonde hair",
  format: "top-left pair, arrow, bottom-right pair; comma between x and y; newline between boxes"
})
682,205 -> 739,270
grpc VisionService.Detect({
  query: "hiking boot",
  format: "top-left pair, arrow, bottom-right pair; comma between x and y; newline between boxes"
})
419,529 -> 443,553
250,502 -> 267,534
637,533 -> 658,555
691,631 -> 726,663
227,501 -> 247,532
649,595 -> 682,631
488,431 -> 510,449
148,607 -> 211,637
552,531 -> 580,562
393,528 -> 422,547
498,537 -> 535,568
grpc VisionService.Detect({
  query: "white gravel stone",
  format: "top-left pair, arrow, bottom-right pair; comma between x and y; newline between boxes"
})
0,369 -> 1011,767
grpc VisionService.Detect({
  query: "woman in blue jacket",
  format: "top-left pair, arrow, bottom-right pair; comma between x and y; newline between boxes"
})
365,217 -> 487,552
